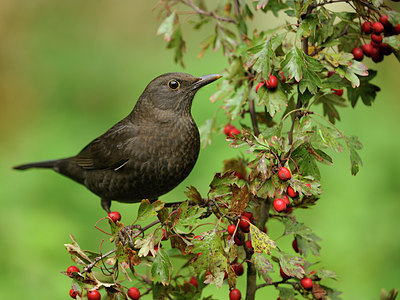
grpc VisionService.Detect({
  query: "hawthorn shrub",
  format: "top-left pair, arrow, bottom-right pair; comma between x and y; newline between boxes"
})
63,1 -> 400,299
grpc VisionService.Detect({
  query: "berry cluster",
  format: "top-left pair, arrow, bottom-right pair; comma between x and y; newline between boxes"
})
353,15 -> 399,63
225,211 -> 259,299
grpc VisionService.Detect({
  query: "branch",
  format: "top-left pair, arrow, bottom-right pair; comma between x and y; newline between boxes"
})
249,98 -> 260,136
180,0 -> 237,24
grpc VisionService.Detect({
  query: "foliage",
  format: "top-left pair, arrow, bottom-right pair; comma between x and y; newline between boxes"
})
63,1 -> 400,299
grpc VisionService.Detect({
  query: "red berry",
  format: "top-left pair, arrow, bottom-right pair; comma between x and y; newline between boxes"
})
227,224 -> 236,236
224,124 -> 234,136
239,216 -> 250,232
287,186 -> 299,198
279,71 -> 286,83
127,287 -> 141,300
362,43 -> 374,57
161,228 -> 168,241
292,238 -> 299,253
233,263 -> 244,276
229,288 -> 242,300
371,33 -> 383,44
372,22 -> 384,34
379,43 -> 393,56
370,47 -> 383,63
379,15 -> 391,28
189,276 -> 198,288
267,75 -> 278,89
245,240 -> 253,249
69,289 -> 78,299
230,127 -> 241,137
327,70 -> 335,78
280,267 -> 291,280
255,82 -> 264,93
234,235 -> 243,246
242,211 -> 253,222
282,195 -> 290,205
361,21 -> 372,34
108,211 -> 121,223
352,47 -> 364,61
332,89 -> 343,96
67,265 -> 80,276
87,290 -> 101,300
306,183 -> 311,188
394,24 -> 400,35
273,198 -> 287,212
300,277 -> 313,290
278,167 -> 291,181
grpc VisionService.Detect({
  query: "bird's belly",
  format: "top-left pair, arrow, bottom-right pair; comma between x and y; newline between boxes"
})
84,135 -> 200,202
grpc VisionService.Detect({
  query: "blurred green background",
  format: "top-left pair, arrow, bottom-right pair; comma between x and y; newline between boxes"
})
1,1 -> 400,299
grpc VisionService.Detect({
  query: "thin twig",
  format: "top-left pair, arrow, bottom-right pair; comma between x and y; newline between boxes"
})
180,0 -> 237,23
82,248 -> 117,274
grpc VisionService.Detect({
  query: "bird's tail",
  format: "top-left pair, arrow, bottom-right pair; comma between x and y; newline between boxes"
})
13,159 -> 62,170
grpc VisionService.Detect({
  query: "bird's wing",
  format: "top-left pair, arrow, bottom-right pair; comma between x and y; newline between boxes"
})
70,121 -> 138,171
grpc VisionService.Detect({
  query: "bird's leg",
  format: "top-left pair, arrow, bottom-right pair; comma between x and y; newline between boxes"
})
101,198 -> 111,213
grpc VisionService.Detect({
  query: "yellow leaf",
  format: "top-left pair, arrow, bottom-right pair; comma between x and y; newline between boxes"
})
249,223 -> 276,255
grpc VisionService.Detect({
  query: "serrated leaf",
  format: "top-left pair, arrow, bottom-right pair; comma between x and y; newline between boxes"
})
282,217 -> 322,256
291,143 -> 321,180
253,252 -> 274,283
157,12 -> 176,42
151,248 -> 173,285
249,223 -> 277,254
223,84 -> 247,120
281,46 -> 323,94
174,201 -> 206,234
184,186 -> 202,203
135,199 -> 165,223
276,286 -> 297,300
347,69 -> 380,107
314,93 -> 347,124
135,233 -> 156,257
258,87 -> 288,117
279,252 -> 305,278
346,135 -> 363,175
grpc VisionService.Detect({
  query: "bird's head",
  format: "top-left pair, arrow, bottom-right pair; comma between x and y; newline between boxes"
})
138,72 -> 222,114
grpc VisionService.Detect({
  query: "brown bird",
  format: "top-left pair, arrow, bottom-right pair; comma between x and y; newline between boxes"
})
14,72 -> 221,212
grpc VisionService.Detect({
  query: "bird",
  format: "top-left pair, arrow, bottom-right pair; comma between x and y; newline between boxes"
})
14,72 -> 221,213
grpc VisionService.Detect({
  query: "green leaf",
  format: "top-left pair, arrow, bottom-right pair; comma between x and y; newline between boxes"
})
151,248 -> 173,285
276,286 -> 296,300
174,201 -> 207,234
291,143 -> 321,180
346,135 -> 363,175
223,84 -> 247,120
347,69 -> 380,107
166,25 -> 186,67
281,46 -> 323,94
199,112 -> 218,148
278,251 -> 305,279
314,92 -> 347,124
135,199 -> 165,223
253,253 -> 274,283
184,186 -> 202,203
157,12 -> 176,42
257,86 -> 288,117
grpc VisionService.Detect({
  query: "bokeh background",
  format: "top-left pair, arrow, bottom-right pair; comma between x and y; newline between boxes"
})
1,1 -> 400,299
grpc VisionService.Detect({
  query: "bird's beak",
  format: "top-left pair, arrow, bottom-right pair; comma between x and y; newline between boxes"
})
192,74 -> 222,90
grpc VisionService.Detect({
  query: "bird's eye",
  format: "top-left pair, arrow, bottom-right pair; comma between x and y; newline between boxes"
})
168,79 -> 180,90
